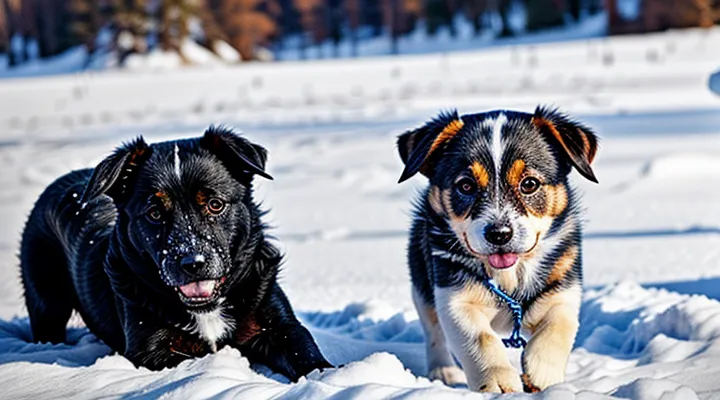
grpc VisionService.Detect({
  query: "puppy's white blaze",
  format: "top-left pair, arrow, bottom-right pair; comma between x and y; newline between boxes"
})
174,145 -> 181,179
194,254 -> 205,263
490,113 -> 507,183
192,308 -> 235,351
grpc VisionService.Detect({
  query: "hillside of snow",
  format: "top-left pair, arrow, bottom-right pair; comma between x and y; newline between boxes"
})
0,27 -> 720,399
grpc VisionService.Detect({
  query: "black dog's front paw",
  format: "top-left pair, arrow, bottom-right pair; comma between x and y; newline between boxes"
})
241,323 -> 332,382
295,359 -> 334,379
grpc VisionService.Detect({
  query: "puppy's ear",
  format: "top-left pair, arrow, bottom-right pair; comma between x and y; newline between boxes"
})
533,106 -> 599,183
80,136 -> 151,205
200,126 -> 273,182
397,110 -> 464,183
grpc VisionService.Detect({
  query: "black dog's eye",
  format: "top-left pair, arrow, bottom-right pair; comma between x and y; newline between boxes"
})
455,177 -> 478,196
519,177 -> 541,195
146,205 -> 163,223
207,198 -> 226,215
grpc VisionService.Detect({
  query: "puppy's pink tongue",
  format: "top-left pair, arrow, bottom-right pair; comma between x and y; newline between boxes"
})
488,253 -> 518,269
179,280 -> 216,298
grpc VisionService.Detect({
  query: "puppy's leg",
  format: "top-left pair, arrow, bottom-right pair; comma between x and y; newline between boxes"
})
21,227 -> 75,344
521,286 -> 581,391
412,287 -> 466,386
236,283 -> 332,381
435,283 -> 523,393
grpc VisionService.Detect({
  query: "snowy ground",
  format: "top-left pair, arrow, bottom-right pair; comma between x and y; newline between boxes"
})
1,28 -> 720,399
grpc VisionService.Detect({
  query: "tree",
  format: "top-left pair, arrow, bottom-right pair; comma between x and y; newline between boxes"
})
460,0 -> 511,36
328,0 -> 343,57
68,0 -> 102,60
424,0 -> 456,37
211,0 -> 279,61
525,0 -> 566,32
0,2 -> 6,58
111,0 -> 150,65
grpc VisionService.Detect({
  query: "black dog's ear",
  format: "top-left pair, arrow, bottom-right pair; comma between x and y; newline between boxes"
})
397,110 -> 464,183
80,136 -> 151,205
532,106 -> 599,183
199,126 -> 273,182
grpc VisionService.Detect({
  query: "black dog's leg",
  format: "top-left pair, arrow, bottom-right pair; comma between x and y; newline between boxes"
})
239,283 -> 332,381
119,304 -> 205,370
21,226 -> 75,344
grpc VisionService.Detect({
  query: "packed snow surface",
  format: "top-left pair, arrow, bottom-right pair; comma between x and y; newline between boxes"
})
1,27 -> 720,399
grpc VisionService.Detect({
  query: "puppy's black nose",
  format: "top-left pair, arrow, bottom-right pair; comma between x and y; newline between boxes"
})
180,254 -> 206,275
484,224 -> 513,246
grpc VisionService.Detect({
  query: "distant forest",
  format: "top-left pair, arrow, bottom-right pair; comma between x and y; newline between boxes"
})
0,0 -> 718,67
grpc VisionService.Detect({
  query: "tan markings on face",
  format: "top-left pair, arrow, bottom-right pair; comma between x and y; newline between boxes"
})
427,119 -> 465,158
155,191 -> 172,210
506,159 -> 526,187
442,187 -> 471,222
546,245 -> 578,286
544,184 -> 568,217
471,162 -> 490,188
196,191 -> 208,206
428,185 -> 445,215
443,188 -> 473,250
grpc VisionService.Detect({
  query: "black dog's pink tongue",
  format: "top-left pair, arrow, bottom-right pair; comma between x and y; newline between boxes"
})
179,280 -> 216,298
488,253 -> 518,269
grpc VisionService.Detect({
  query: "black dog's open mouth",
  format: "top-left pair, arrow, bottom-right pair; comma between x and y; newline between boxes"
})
174,277 -> 226,307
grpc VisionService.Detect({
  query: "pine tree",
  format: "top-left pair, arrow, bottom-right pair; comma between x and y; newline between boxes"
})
111,0 -> 150,65
424,0 -> 456,37
526,0 -> 566,32
211,0 -> 278,61
345,0 -> 361,56
68,0 -> 102,60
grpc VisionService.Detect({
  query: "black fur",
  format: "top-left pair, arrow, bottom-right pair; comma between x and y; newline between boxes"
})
20,126 -> 331,380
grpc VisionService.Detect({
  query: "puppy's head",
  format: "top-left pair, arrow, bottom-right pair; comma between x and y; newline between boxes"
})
80,126 -> 272,310
398,107 -> 598,273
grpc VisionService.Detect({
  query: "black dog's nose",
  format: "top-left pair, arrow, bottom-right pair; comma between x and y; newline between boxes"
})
180,254 -> 206,275
484,224 -> 513,246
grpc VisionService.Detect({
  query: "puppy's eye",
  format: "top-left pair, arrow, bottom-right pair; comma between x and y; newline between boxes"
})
207,198 -> 226,215
455,177 -> 478,196
146,206 -> 163,223
519,177 -> 541,195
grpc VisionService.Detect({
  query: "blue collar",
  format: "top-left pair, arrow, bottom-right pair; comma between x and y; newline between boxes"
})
482,278 -> 527,348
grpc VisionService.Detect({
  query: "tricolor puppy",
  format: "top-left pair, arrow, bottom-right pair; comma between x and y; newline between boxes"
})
397,107 -> 598,393
20,127 -> 331,379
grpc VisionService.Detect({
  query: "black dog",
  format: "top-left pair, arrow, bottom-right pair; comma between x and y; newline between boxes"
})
20,127 -> 331,380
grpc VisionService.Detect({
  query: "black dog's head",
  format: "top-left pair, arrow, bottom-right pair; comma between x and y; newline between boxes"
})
397,107 -> 598,275
80,126 -> 272,310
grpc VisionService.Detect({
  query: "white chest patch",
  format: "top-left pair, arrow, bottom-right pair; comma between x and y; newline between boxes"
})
191,308 -> 235,351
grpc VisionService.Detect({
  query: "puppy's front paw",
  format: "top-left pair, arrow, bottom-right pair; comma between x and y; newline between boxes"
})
477,366 -> 523,393
522,373 -> 541,393
522,350 -> 566,391
428,366 -> 467,387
